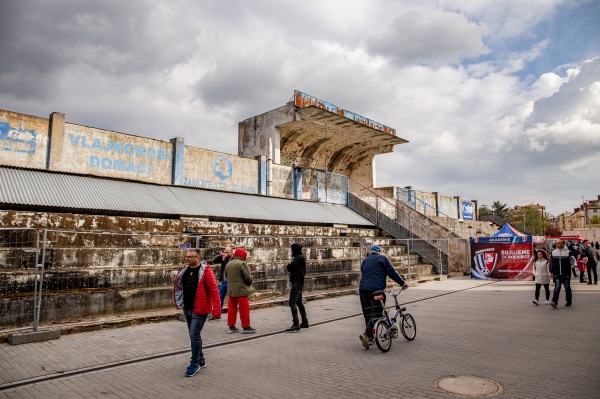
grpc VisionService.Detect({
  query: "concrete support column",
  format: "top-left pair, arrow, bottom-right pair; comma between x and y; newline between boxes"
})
472,200 -> 479,221
267,138 -> 273,196
455,196 -> 462,219
46,112 -> 65,171
433,191 -> 440,217
171,137 -> 184,185
256,155 -> 267,195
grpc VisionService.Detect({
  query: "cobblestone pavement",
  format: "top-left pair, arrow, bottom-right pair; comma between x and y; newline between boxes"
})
1,277 -> 599,398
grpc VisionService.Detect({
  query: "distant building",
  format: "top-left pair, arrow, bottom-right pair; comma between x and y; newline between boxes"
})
513,203 -> 546,219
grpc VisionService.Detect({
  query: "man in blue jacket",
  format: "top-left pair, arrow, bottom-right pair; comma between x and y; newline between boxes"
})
359,245 -> 408,349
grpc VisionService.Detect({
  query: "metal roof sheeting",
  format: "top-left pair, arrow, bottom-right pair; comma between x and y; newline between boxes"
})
0,167 -> 373,226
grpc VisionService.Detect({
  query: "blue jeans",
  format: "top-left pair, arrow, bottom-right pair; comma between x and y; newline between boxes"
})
183,310 -> 207,364
219,281 -> 228,310
551,275 -> 572,305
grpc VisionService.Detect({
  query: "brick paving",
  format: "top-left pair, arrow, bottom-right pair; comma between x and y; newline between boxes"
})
0,277 -> 599,398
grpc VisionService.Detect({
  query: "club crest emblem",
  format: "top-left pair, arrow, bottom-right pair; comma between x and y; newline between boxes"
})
213,156 -> 233,180
474,251 -> 498,277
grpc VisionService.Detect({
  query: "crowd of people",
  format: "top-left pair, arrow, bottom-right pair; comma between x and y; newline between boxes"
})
171,236 -> 600,377
528,239 -> 599,309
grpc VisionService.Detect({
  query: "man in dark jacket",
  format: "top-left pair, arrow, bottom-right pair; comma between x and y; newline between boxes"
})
550,240 -> 575,308
359,245 -> 407,349
286,243 -> 308,332
582,239 -> 598,285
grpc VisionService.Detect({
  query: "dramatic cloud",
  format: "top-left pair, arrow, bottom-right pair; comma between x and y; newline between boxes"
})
0,0 -> 599,216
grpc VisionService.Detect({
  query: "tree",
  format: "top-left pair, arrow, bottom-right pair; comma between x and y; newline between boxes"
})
590,216 -> 600,225
545,224 -> 562,236
492,201 -> 509,219
478,205 -> 491,215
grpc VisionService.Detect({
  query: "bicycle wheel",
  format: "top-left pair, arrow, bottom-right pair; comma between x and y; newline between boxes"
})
400,313 -> 416,341
374,320 -> 392,352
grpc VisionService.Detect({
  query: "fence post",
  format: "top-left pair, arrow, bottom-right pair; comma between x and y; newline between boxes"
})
406,239 -> 411,282
33,229 -> 48,332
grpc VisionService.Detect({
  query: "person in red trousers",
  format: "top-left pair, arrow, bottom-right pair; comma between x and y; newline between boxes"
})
224,248 -> 256,334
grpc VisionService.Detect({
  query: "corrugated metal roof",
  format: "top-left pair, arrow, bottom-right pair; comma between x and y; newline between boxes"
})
0,167 -> 374,226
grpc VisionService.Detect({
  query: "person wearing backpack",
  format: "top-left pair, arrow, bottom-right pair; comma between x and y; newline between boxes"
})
581,239 -> 598,285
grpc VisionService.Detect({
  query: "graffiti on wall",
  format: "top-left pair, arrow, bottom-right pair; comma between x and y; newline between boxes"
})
67,133 -> 170,176
0,122 -> 36,154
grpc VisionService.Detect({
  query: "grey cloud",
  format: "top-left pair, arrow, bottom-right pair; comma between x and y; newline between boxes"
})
0,1 -> 197,84
366,7 -> 489,66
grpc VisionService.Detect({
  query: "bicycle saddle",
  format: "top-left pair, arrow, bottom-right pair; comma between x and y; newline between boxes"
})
373,290 -> 385,300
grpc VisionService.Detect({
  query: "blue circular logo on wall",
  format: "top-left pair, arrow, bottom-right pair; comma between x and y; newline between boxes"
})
213,156 -> 233,180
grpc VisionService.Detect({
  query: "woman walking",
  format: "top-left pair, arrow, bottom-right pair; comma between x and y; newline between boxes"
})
529,249 -> 551,305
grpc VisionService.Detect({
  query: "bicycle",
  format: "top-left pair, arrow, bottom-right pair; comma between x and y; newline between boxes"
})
371,288 -> 416,352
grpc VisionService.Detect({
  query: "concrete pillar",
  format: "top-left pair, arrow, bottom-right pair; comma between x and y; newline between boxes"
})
171,137 -> 185,185
256,155 -> 267,195
46,112 -> 65,171
472,200 -> 479,221
455,196 -> 462,219
267,138 -> 273,196
433,192 -> 440,217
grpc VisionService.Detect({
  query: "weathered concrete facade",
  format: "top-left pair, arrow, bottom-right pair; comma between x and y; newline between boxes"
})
239,91 -> 408,189
0,210 -> 437,328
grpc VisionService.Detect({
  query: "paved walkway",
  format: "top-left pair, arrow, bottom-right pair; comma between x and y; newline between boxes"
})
1,277 -> 599,398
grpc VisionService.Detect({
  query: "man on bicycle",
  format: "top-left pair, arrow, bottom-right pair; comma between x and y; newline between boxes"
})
359,245 -> 408,349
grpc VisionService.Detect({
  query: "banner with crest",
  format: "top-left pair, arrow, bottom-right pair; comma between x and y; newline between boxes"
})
470,235 -> 533,280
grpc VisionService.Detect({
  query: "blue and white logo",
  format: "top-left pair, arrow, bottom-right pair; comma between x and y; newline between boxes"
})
0,122 -> 37,154
213,155 -> 232,180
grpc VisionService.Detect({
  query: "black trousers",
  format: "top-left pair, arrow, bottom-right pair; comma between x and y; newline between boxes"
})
359,289 -> 385,338
587,264 -> 598,284
289,282 -> 307,325
534,283 -> 550,301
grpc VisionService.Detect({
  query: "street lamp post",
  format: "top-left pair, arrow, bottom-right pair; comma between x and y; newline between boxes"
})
582,196 -> 587,227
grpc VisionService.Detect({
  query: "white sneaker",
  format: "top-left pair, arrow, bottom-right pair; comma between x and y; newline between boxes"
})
544,300 -> 550,305
532,300 -> 538,305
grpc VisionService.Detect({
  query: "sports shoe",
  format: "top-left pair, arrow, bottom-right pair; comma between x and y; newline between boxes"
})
185,363 -> 200,377
227,326 -> 239,334
532,300 -> 538,305
242,327 -> 256,334
359,333 -> 370,350
544,300 -> 550,305
199,358 -> 206,368
550,301 -> 557,309
286,324 -> 300,333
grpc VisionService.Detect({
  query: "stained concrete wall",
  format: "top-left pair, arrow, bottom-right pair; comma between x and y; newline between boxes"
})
271,164 -> 294,199
0,210 -> 439,328
238,103 -> 295,164
182,146 -> 259,194
0,109 -> 49,170
59,123 -> 173,184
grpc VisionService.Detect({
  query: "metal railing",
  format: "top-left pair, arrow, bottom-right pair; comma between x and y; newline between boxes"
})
346,178 -> 469,275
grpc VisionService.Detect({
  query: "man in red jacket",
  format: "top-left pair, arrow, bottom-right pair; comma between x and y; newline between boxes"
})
174,249 -> 221,377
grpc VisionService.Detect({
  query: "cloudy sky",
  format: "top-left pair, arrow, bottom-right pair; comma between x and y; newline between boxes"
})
1,0 -> 599,217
